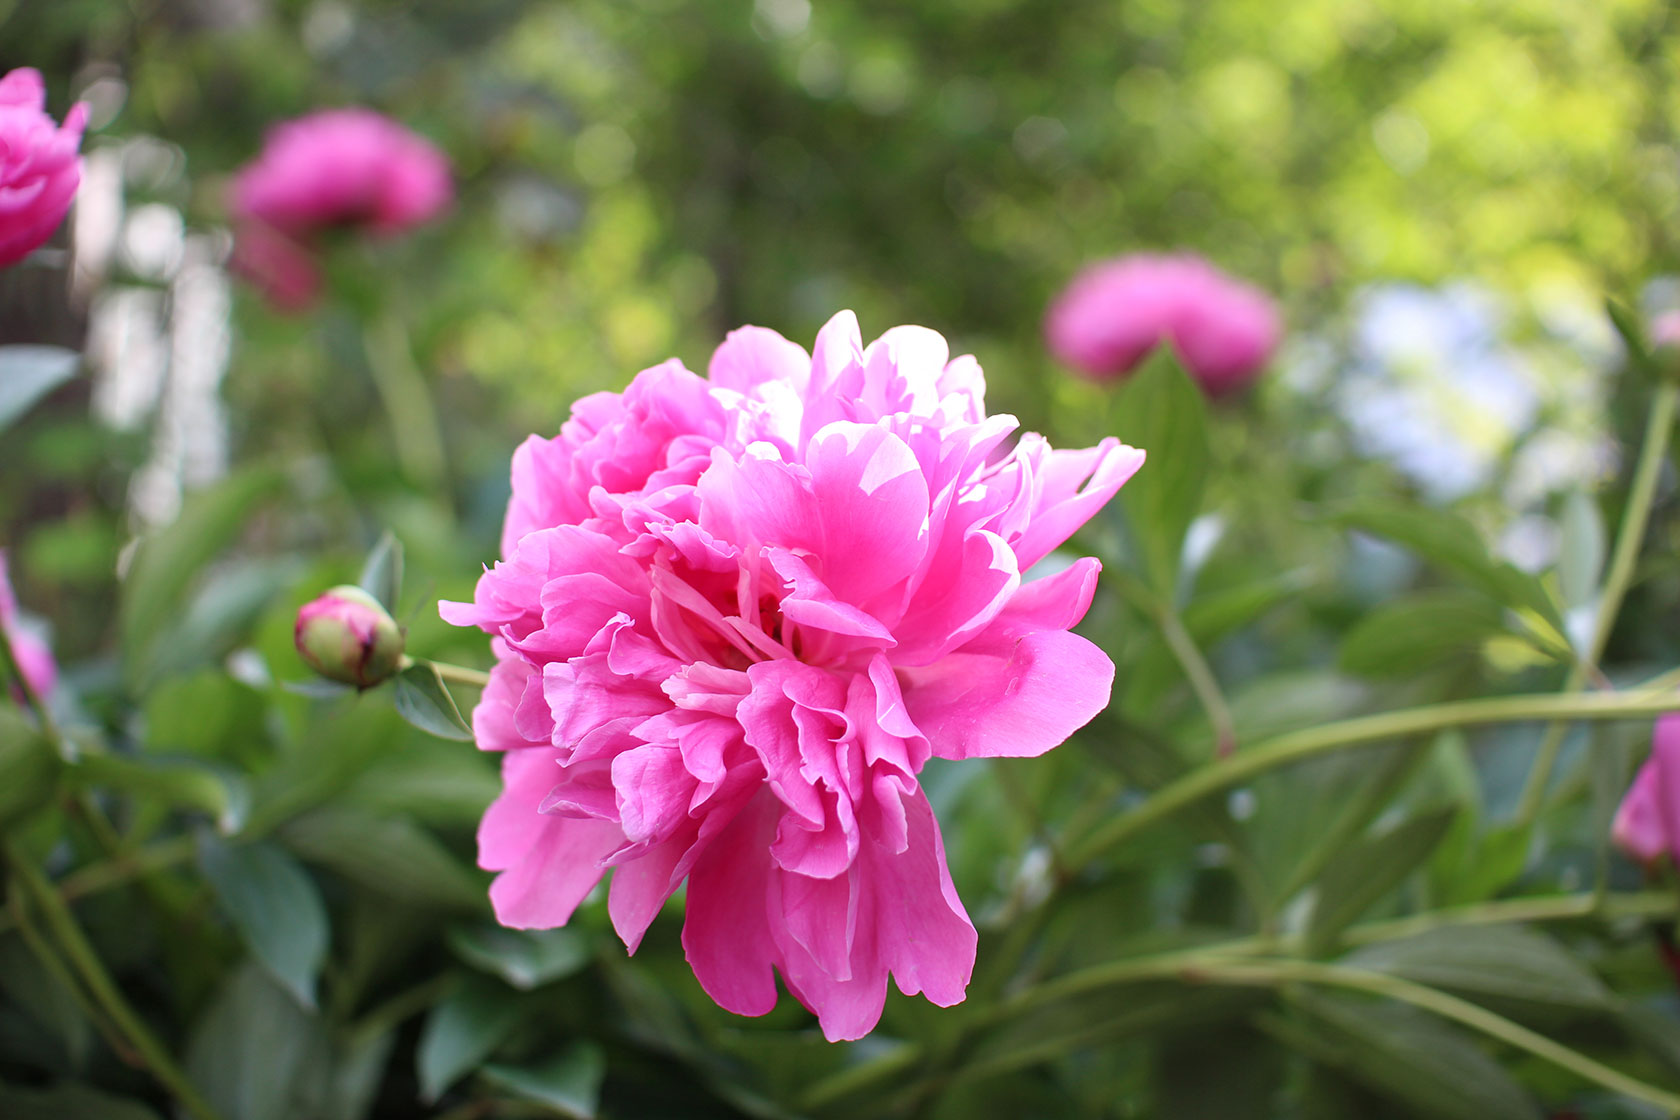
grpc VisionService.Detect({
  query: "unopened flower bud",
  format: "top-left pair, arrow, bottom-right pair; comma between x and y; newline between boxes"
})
294,585 -> 404,690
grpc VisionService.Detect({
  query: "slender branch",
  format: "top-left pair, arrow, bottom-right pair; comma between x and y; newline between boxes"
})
1516,380 -> 1678,824
1156,605 -> 1236,756
1067,689 -> 1680,869
7,844 -> 223,1120
1191,958 -> 1680,1115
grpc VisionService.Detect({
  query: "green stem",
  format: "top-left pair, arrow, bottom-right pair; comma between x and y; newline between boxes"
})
1067,689 -> 1680,869
1192,958 -> 1680,1115
7,844 -> 223,1120
417,658 -> 491,689
0,834 -> 198,937
1157,604 -> 1236,756
364,315 -> 448,489
1516,380 -> 1678,825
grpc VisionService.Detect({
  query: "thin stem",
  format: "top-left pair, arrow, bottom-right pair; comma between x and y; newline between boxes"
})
7,844 -> 223,1120
1157,604 -> 1236,756
6,876 -> 138,1064
1516,380 -> 1678,825
998,889 -> 1677,1021
417,658 -> 491,689
0,834 -> 198,937
1192,958 -> 1680,1115
814,889 -> 1679,1108
364,315 -> 448,488
1067,689 -> 1680,869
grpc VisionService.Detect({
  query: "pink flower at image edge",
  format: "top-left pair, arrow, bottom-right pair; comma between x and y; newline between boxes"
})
0,68 -> 88,268
443,311 -> 1143,1040
0,552 -> 56,703
1612,713 -> 1680,865
1045,252 -> 1281,396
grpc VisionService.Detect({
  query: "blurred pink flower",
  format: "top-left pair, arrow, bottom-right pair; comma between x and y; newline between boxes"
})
0,552 -> 56,703
444,311 -> 1143,1040
230,108 -> 451,236
1612,714 -> 1680,865
229,108 -> 451,311
0,68 -> 88,268
1045,252 -> 1281,396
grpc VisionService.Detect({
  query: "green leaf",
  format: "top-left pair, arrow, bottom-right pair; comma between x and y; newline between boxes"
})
447,925 -> 592,991
198,835 -> 330,1009
72,752 -> 249,834
417,974 -> 525,1102
1606,297 -> 1651,372
1345,925 -> 1609,1011
1183,570 -> 1308,645
0,931 -> 92,1068
0,344 -> 80,432
1113,352 -> 1209,597
0,1084 -> 161,1120
186,963 -> 333,1120
281,807 -> 484,910
1338,590 -> 1507,678
120,469 -> 283,687
0,708 -> 62,831
393,662 -> 473,741
1308,806 -> 1457,952
1326,504 -> 1561,629
481,1043 -> 606,1119
358,532 -> 404,613
1270,993 -> 1540,1120
1557,489 -> 1605,618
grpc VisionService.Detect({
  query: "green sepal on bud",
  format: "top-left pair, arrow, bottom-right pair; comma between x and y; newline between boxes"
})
294,585 -> 405,690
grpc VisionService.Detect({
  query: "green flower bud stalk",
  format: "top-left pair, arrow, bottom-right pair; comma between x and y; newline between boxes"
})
294,585 -> 404,689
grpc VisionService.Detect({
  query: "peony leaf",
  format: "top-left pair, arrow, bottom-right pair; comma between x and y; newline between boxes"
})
0,708 -> 62,831
393,662 -> 473,741
198,834 -> 330,1010
1337,590 -> 1509,679
1267,993 -> 1540,1120
1345,925 -> 1609,1011
446,924 -> 592,991
417,974 -> 524,1102
358,531 -> 404,612
481,1043 -> 606,1120
0,344 -> 79,433
1307,806 -> 1457,953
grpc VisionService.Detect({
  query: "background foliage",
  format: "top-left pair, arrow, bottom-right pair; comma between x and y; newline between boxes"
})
7,0 -> 1680,1117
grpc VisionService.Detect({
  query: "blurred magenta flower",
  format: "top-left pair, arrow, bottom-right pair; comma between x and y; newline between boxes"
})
0,68 -> 88,268
229,108 -> 451,310
444,311 -> 1143,1040
231,108 -> 451,236
1612,714 -> 1680,865
1045,252 -> 1281,395
294,585 -> 405,690
0,552 -> 56,703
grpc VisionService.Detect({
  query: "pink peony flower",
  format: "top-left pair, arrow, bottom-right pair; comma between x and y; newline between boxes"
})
0,551 -> 56,703
0,68 -> 88,268
230,108 -> 451,237
1612,714 -> 1680,866
444,311 -> 1143,1040
228,108 -> 451,312
1045,252 -> 1281,396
